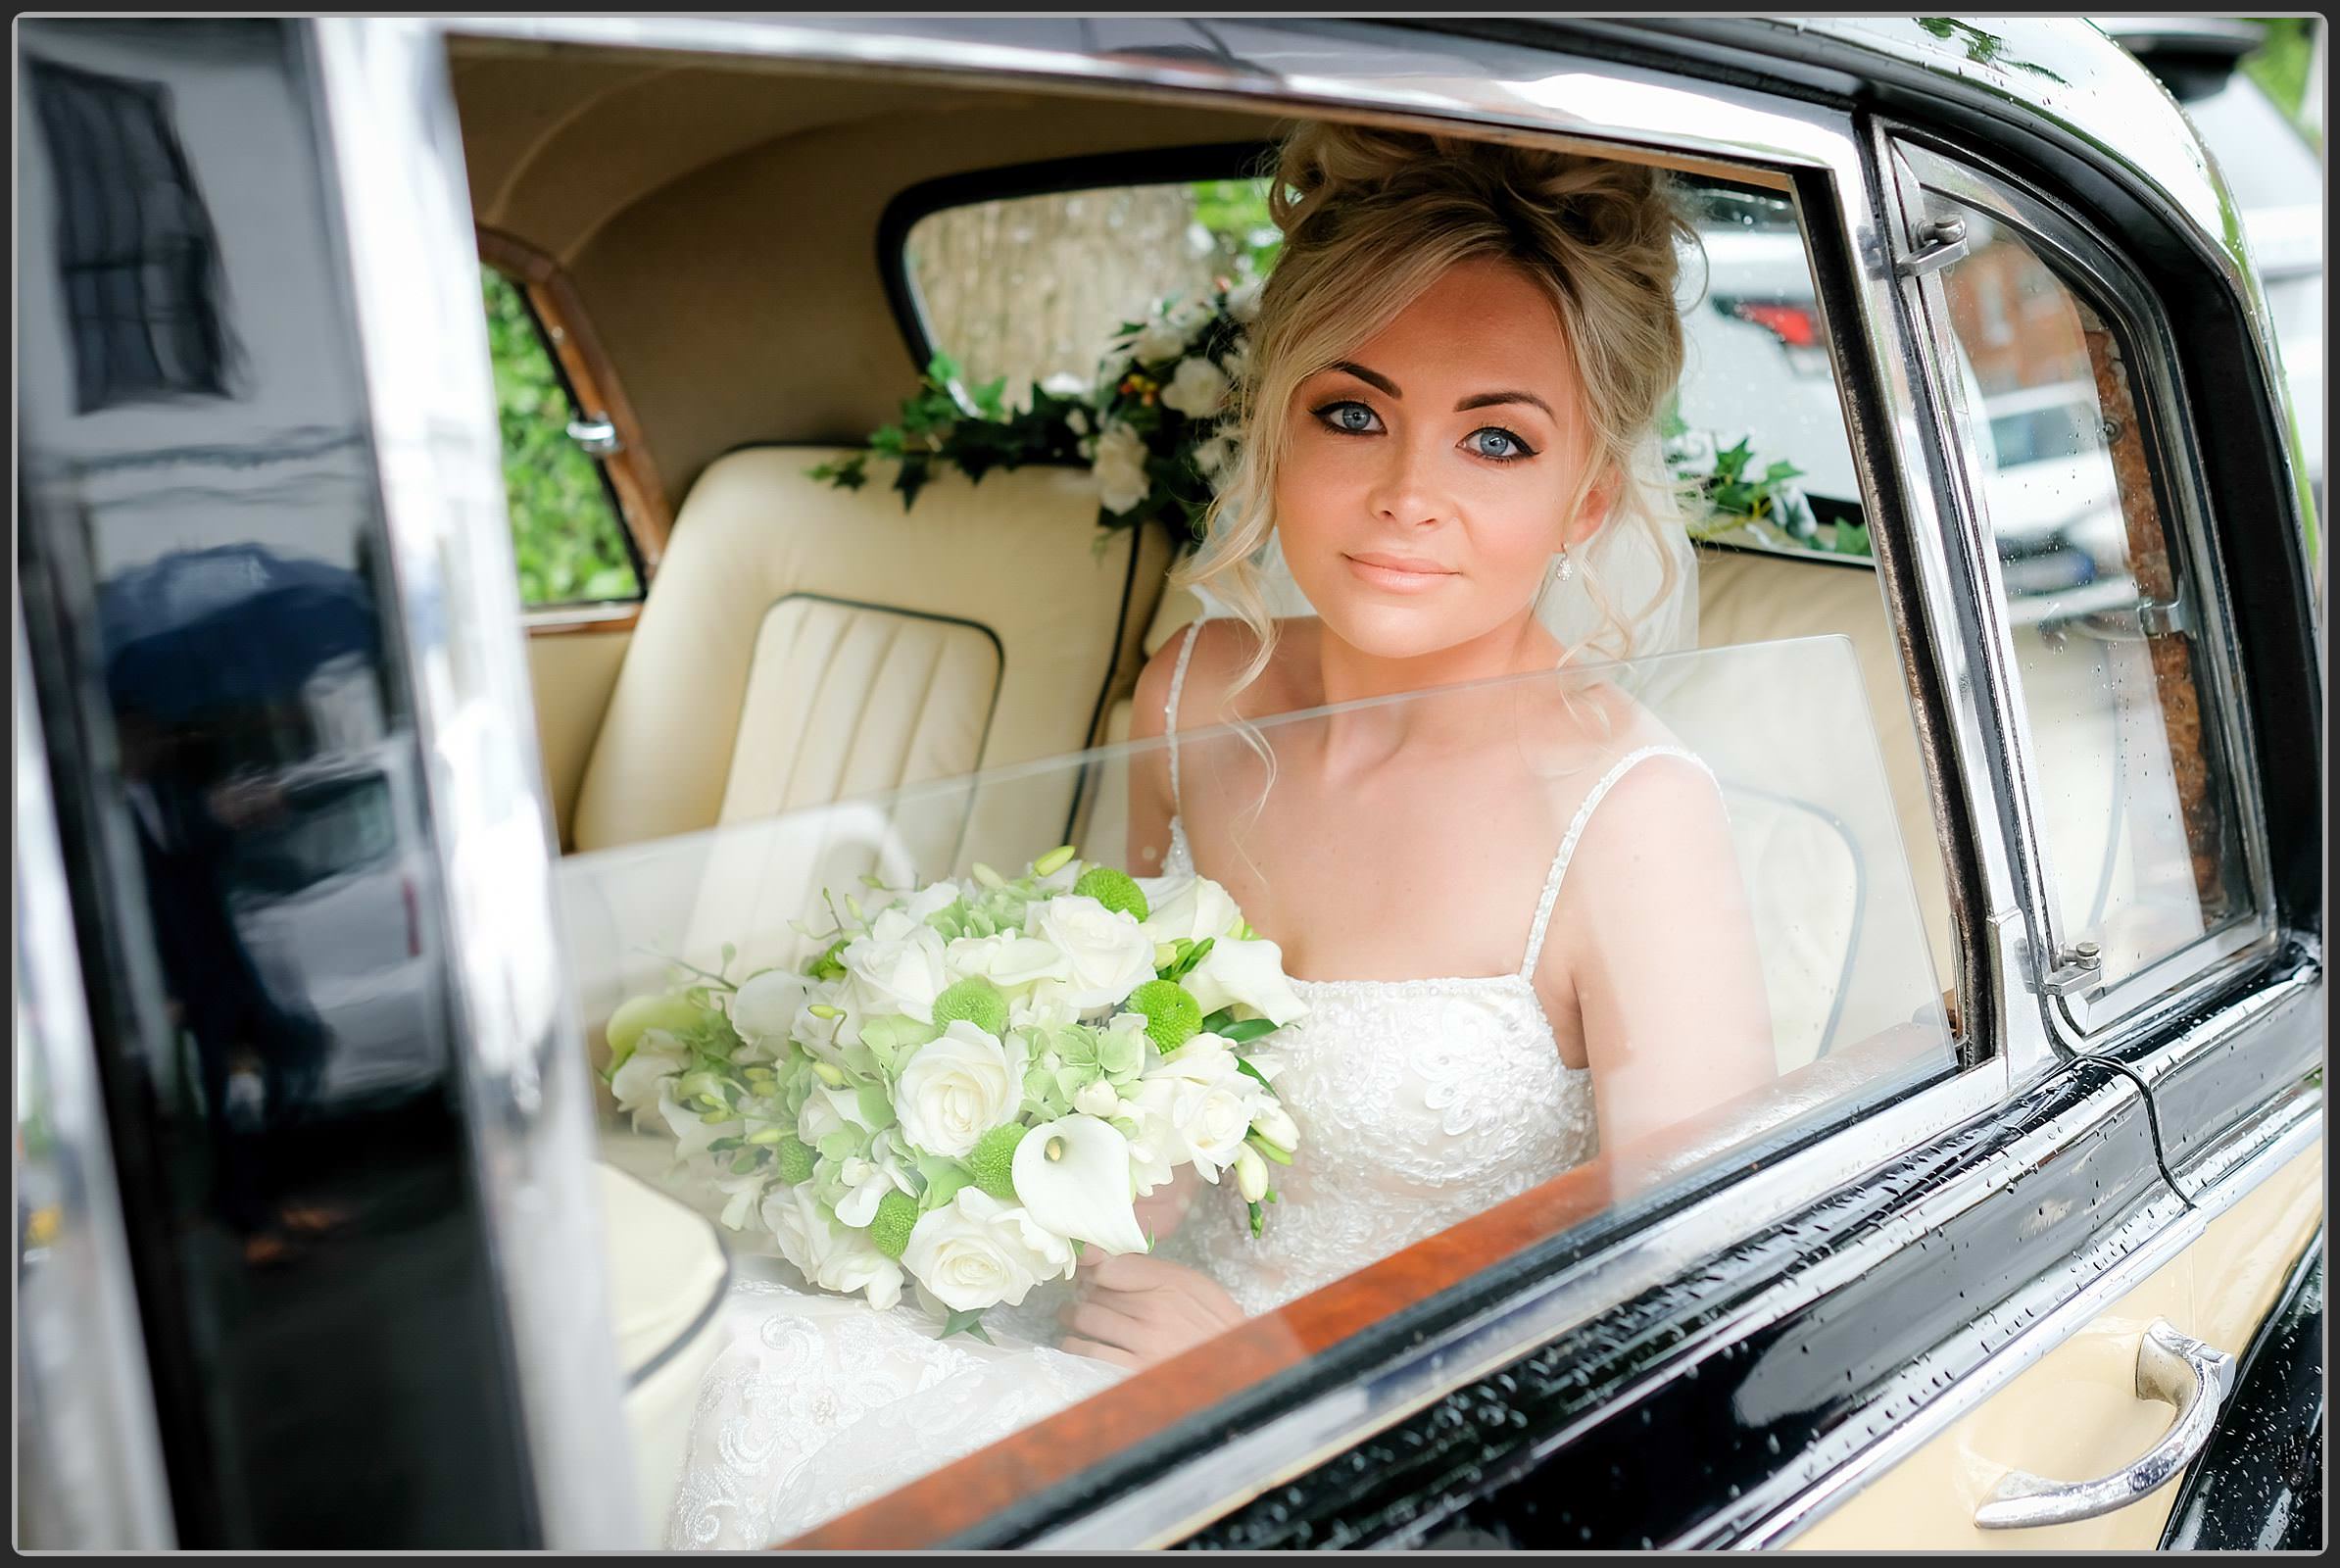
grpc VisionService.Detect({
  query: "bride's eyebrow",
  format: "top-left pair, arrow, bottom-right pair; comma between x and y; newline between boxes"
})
1319,365 -> 1552,421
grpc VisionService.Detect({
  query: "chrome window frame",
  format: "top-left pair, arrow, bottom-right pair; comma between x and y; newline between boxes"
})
393,11 -> 2074,1544
1882,129 -> 2280,1064
13,590 -> 177,1551
304,18 -> 640,1548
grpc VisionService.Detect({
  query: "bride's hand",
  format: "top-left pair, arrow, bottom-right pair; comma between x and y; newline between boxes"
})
1130,1164 -> 1199,1243
1058,1252 -> 1243,1369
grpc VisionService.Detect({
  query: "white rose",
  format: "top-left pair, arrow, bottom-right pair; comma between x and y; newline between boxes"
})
1161,356 -> 1231,421
1026,894 -> 1158,1013
895,1021 -> 1025,1157
1227,279 -> 1264,324
1185,934 -> 1309,1027
1135,873 -> 1242,947
1193,434 -> 1235,480
1132,315 -> 1195,365
1040,370 -> 1088,400
731,969 -> 814,1045
1135,1033 -> 1271,1180
1008,983 -> 1080,1034
901,1188 -> 1075,1313
840,920 -> 950,1025
1092,421 -> 1152,515
763,1182 -> 903,1311
946,933 -> 1070,993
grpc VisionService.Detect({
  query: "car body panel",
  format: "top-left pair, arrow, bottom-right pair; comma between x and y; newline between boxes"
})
1784,1141 -> 2321,1550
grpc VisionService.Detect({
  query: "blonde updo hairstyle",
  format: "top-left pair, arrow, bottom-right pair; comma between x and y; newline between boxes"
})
1180,123 -> 1701,697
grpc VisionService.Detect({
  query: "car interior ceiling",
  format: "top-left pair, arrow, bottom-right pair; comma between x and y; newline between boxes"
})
446,38 -> 1958,998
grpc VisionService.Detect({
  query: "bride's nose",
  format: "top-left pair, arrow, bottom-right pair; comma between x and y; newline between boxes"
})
1365,435 -> 1450,528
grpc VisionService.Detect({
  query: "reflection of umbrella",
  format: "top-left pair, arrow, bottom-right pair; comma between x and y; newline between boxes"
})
100,545 -> 377,723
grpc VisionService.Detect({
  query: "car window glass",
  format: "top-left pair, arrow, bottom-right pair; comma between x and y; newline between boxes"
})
480,264 -> 642,608
557,638 -> 1954,1545
1929,199 -> 2253,1005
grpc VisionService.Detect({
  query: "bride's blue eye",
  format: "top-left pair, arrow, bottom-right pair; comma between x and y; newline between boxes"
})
1313,400 -> 1382,435
1466,426 -> 1536,462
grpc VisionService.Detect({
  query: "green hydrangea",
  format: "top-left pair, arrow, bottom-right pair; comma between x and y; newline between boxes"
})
931,975 -> 1009,1037
966,1123 -> 1027,1201
1125,979 -> 1201,1054
1073,865 -> 1149,922
868,1190 -> 919,1260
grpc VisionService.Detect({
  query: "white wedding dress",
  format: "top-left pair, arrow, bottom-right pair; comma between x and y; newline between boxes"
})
661,626 -> 1708,1548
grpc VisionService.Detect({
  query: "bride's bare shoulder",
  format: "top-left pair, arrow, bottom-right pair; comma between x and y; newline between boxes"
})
1130,615 -> 1315,739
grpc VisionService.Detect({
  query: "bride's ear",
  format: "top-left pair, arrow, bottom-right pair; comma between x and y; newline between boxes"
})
1564,466 -> 1622,551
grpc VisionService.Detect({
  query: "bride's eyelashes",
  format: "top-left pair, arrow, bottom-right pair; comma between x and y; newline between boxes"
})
1309,399 -> 1540,465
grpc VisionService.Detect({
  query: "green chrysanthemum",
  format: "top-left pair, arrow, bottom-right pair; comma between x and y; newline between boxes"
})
966,1123 -> 1027,1202
1073,865 -> 1149,923
773,1134 -> 817,1186
1125,979 -> 1201,1054
868,1190 -> 920,1260
932,976 -> 1009,1037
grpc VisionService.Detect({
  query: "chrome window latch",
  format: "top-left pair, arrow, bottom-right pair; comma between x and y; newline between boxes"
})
1895,216 -> 1970,278
566,416 -> 622,457
2040,939 -> 2104,997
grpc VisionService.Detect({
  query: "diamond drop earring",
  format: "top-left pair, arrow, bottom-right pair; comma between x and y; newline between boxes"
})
1552,544 -> 1575,585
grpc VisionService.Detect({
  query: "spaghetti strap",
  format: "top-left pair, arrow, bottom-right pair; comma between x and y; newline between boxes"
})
1518,744 -> 1716,979
1164,619 -> 1202,814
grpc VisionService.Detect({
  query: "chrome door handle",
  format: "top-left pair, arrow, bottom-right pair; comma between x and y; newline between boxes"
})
566,416 -> 622,457
1974,1319 -> 2234,1530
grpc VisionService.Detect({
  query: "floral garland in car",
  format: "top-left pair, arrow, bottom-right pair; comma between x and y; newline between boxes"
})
811,279 -> 1863,556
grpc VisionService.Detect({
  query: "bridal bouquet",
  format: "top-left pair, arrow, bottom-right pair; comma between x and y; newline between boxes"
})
604,846 -> 1307,1337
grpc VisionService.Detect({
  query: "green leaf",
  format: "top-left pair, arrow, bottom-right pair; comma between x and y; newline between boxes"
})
1199,1007 -> 1238,1035
940,1308 -> 994,1345
1234,1056 -> 1278,1096
915,1152 -> 975,1210
1247,1200 -> 1265,1240
1218,1018 -> 1279,1045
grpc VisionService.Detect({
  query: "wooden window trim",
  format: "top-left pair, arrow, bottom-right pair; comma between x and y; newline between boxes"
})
785,1022 -> 1948,1549
476,225 -> 673,587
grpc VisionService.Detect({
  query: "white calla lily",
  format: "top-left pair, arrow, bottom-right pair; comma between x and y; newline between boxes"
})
1184,933 -> 1309,1027
1011,1113 -> 1149,1253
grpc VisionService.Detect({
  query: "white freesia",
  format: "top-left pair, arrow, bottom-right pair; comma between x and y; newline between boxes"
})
1136,872 -> 1242,946
945,933 -> 1070,992
1026,894 -> 1158,1012
710,1165 -> 769,1232
609,1036 -> 688,1120
839,919 -> 950,1025
901,1188 -> 1075,1312
1251,1102 -> 1301,1152
1010,1114 -> 1148,1253
1071,1079 -> 1121,1118
1092,421 -> 1152,515
1161,356 -> 1231,421
1234,1145 -> 1270,1203
895,1021 -> 1025,1157
730,969 -> 814,1045
1185,933 -> 1310,1027
1134,1033 -> 1272,1180
902,882 -> 961,925
797,1083 -> 878,1147
657,1087 -> 741,1163
764,1182 -> 904,1311
831,1140 -> 916,1228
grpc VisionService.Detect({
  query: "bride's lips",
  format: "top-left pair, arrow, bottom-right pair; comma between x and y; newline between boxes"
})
1343,552 -> 1458,592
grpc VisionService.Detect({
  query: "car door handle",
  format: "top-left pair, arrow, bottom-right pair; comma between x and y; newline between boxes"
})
1974,1319 -> 2235,1530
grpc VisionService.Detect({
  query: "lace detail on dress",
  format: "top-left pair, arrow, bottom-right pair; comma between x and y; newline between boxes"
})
663,1269 -> 1121,1547
1517,744 -> 1717,977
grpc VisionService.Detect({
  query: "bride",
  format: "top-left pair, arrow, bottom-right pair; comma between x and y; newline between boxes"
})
662,122 -> 1775,1547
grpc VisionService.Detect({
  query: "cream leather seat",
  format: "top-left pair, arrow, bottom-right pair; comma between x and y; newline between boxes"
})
599,1162 -> 730,1544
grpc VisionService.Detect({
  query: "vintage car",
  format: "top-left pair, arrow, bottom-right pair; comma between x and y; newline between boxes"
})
14,14 -> 2323,1553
